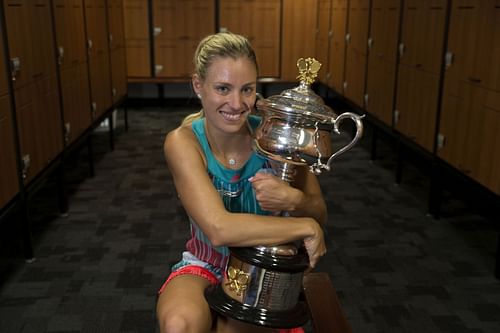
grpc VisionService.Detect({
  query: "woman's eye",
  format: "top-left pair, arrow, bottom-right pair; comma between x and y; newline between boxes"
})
242,87 -> 255,95
216,86 -> 229,94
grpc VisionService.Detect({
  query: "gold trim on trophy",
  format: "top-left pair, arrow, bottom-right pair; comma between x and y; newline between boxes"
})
296,58 -> 322,86
225,266 -> 250,296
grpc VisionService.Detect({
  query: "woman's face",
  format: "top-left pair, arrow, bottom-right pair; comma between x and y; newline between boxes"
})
193,56 -> 257,134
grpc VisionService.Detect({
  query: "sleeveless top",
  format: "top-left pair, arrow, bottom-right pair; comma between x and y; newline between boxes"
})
185,115 -> 270,270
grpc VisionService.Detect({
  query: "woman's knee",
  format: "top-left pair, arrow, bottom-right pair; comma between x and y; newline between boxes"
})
157,302 -> 212,333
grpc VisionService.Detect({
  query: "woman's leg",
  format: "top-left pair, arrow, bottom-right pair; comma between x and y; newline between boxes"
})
156,274 -> 214,333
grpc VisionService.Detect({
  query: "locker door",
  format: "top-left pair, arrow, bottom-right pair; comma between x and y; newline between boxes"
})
485,1 -> 500,92
108,0 -> 127,102
248,0 -> 280,78
316,0 -> 332,84
85,0 -> 112,117
365,0 -> 401,125
328,0 -> 348,93
0,96 -> 19,207
3,0 -> 34,89
123,0 -> 151,78
53,0 -> 91,144
281,0 -> 318,82
344,0 -> 370,107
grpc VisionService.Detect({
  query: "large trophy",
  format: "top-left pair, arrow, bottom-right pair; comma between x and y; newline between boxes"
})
205,58 -> 364,328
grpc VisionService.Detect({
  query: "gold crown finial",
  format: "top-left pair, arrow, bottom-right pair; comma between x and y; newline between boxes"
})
296,58 -> 322,86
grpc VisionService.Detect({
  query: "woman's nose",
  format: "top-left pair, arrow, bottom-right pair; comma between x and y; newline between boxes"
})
228,92 -> 244,109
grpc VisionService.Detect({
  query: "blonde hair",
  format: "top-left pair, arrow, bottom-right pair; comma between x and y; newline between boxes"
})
182,32 -> 258,126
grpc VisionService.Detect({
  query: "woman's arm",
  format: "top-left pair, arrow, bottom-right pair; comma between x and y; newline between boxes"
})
164,127 -> 326,266
249,167 -> 327,225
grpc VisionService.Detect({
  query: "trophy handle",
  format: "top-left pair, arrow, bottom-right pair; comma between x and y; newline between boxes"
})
324,112 -> 364,169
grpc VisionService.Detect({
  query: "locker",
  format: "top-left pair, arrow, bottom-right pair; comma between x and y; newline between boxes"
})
153,0 -> 215,78
328,0 -> 348,93
108,0 -> 127,102
3,0 -> 63,183
220,0 -> 280,78
0,95 -> 19,208
281,0 -> 318,82
315,0 -> 332,84
344,0 -> 371,107
85,0 -> 112,118
365,0 -> 401,125
123,0 -> 151,78
53,0 -> 92,145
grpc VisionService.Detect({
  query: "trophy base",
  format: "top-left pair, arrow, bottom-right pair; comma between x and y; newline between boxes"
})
205,283 -> 309,329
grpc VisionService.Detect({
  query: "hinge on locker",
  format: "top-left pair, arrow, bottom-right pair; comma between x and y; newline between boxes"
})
394,110 -> 399,125
364,94 -> 369,107
112,88 -> 117,97
343,81 -> 348,92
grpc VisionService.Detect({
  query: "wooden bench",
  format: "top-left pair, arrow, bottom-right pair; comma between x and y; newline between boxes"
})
303,272 -> 353,333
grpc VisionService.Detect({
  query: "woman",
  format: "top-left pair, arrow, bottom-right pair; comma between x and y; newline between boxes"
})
156,32 -> 327,333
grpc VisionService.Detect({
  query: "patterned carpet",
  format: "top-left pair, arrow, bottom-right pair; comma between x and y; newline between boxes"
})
0,103 -> 499,333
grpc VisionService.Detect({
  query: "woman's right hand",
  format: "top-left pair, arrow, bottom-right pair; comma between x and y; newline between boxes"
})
302,218 -> 326,269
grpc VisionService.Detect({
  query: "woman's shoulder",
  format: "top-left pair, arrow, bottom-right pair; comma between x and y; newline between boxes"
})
164,124 -> 199,157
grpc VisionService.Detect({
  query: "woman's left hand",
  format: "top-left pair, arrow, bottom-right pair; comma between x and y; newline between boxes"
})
249,172 -> 303,213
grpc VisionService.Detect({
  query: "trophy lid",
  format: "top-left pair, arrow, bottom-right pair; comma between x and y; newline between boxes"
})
256,58 -> 337,123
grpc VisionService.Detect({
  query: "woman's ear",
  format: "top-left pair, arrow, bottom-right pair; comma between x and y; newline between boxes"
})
192,74 -> 202,96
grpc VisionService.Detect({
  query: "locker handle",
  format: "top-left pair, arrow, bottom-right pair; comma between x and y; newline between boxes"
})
399,43 -> 405,57
367,37 -> 373,49
445,51 -> 454,68
153,27 -> 162,36
10,57 -> 20,81
58,46 -> 64,65
21,154 -> 30,179
345,33 -> 351,43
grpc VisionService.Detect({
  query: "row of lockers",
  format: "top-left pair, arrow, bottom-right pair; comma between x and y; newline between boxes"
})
0,0 -> 127,211
120,0 -> 499,195
317,0 -> 500,196
122,0 -> 318,81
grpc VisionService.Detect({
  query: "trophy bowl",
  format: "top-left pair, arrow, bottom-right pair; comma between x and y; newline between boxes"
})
205,58 -> 364,328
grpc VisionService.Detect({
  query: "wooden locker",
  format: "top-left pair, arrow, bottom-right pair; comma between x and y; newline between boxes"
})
3,0 -> 63,183
365,0 -> 401,125
476,90 -> 500,194
485,1 -> 500,92
281,0 -> 318,82
328,0 -> 348,93
3,0 -> 34,89
395,0 -> 447,152
108,0 -> 127,103
123,0 -> 151,78
344,0 -> 371,108
0,19 -> 18,207
153,0 -> 215,78
53,0 -> 92,145
0,95 -> 19,208
315,0 -> 332,84
85,0 -> 112,118
219,0 -> 280,78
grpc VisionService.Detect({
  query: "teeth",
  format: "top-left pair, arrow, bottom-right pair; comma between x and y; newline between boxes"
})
221,111 -> 243,121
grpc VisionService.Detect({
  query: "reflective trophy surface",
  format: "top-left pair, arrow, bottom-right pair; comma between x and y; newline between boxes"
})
205,58 -> 364,328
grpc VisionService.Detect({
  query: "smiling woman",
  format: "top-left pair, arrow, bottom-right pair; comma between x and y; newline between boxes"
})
156,32 -> 327,333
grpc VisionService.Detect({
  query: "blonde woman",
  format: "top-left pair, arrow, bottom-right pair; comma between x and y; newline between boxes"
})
156,32 -> 327,333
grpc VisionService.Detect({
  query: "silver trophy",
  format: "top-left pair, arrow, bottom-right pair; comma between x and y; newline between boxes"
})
206,58 -> 364,328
